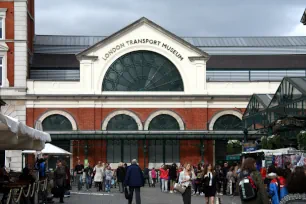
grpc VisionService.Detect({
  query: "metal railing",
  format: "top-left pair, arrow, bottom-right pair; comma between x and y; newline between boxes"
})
207,69 -> 306,82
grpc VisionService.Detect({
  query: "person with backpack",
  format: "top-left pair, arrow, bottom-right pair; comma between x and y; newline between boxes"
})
269,168 -> 288,204
239,157 -> 269,204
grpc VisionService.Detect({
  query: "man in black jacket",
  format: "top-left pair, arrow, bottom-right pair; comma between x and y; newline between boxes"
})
124,159 -> 144,204
116,162 -> 126,193
169,163 -> 177,193
222,162 -> 229,195
143,167 -> 150,187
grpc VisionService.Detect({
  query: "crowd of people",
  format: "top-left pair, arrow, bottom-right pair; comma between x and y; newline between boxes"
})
3,156 -> 306,204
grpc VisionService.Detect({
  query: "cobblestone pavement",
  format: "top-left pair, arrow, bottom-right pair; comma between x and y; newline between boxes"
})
60,186 -> 242,204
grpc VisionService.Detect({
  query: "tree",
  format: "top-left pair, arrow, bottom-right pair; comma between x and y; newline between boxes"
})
227,140 -> 242,154
297,131 -> 306,150
261,135 -> 283,149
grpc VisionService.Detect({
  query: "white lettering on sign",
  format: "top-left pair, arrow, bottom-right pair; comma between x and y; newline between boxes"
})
102,39 -> 184,61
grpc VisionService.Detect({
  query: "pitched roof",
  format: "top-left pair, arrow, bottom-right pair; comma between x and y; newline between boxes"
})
301,9 -> 306,25
76,17 -> 209,59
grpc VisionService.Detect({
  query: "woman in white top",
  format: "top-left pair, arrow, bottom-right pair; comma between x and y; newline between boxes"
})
179,163 -> 196,204
93,161 -> 104,192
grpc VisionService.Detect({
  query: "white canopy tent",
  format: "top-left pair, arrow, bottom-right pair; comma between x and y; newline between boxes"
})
0,113 -> 51,151
22,143 -> 72,155
242,148 -> 300,156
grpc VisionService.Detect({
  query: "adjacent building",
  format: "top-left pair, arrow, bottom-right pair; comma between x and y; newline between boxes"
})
0,0 -> 34,171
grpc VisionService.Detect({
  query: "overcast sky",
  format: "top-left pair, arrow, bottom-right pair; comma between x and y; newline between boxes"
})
35,0 -> 306,36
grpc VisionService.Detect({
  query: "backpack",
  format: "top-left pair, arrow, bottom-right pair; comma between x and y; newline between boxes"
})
239,172 -> 257,201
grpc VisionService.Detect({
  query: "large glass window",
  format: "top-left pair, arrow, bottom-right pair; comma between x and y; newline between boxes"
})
102,51 -> 184,91
148,114 -> 180,163
42,114 -> 73,131
106,114 -> 138,163
42,114 -> 73,169
213,114 -> 242,162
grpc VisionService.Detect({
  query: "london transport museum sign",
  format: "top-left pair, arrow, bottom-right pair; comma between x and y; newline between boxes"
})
102,39 -> 184,61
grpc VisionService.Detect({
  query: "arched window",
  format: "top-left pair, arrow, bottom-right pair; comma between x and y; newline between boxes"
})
213,114 -> 242,163
148,114 -> 180,163
102,51 -> 184,91
106,114 -> 138,163
42,114 -> 73,131
213,114 -> 242,131
42,114 -> 73,169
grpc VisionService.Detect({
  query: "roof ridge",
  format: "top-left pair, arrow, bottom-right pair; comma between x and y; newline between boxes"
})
35,34 -> 306,38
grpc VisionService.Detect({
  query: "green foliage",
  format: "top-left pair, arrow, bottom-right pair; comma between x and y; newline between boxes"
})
227,141 -> 242,154
261,135 -> 283,149
297,131 -> 306,150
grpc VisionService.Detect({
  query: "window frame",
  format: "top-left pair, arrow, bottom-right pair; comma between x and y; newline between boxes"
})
0,8 -> 7,40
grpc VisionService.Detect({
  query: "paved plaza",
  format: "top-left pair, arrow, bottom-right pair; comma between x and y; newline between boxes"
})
61,186 -> 241,204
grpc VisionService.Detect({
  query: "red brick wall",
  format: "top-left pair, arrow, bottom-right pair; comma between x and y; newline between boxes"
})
27,107 -> 244,168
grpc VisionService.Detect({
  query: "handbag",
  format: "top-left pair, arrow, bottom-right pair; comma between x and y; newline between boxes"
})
124,187 -> 131,200
174,183 -> 186,194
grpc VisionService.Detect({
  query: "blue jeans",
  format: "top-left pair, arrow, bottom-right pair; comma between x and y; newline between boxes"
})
105,180 -> 111,192
86,176 -> 92,190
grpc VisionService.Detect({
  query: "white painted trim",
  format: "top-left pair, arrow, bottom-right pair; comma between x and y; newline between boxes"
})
144,110 -> 185,130
35,110 -> 78,130
101,110 -> 143,130
208,110 -> 243,131
25,100 -> 248,109
0,52 -> 8,87
0,9 -> 6,40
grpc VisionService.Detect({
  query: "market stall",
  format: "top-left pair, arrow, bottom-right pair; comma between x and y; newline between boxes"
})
0,113 -> 51,150
0,112 -> 51,204
22,143 -> 72,170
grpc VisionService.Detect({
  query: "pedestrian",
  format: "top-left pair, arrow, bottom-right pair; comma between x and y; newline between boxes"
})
280,166 -> 306,204
62,160 -> 71,198
215,165 -> 223,196
84,162 -> 93,191
283,162 -> 292,180
105,166 -> 113,193
93,161 -> 104,192
124,159 -> 144,204
160,164 -> 169,192
54,160 -> 67,203
222,162 -> 229,195
179,163 -> 196,204
151,168 -> 157,187
269,168 -> 288,204
227,166 -> 235,195
74,160 -> 84,191
102,163 -> 107,191
116,162 -> 126,193
143,167 -> 151,187
239,157 -> 269,204
194,163 -> 204,196
169,163 -> 178,193
203,164 -> 217,204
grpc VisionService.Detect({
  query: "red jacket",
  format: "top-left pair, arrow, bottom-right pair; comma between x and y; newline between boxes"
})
159,168 -> 169,180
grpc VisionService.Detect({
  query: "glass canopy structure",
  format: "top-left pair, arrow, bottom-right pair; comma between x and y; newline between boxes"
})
243,77 -> 306,137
